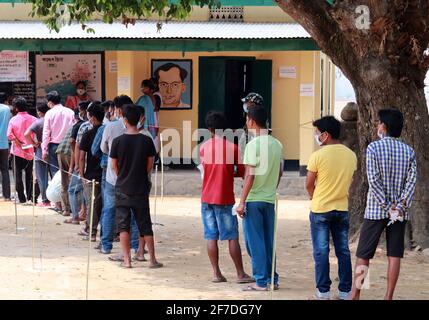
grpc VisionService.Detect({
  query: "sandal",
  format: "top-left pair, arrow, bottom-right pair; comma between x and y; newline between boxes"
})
236,275 -> 255,284
242,285 -> 268,292
149,262 -> 163,269
108,254 -> 124,262
132,255 -> 147,262
212,276 -> 227,283
82,236 -> 97,242
64,218 -> 79,225
77,229 -> 89,236
119,262 -> 132,269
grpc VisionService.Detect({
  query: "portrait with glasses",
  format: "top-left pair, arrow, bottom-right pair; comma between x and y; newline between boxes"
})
152,60 -> 192,110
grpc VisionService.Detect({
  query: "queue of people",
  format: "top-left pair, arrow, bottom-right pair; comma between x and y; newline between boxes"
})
0,85 -> 418,299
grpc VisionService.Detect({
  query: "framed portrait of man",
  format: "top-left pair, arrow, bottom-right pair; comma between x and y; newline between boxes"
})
151,59 -> 192,110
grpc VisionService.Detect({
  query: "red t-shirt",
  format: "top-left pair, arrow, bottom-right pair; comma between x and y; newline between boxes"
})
200,136 -> 245,205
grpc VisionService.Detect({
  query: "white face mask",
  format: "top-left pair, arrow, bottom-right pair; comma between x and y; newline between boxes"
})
377,130 -> 385,139
243,103 -> 248,113
315,133 -> 326,146
76,89 -> 86,96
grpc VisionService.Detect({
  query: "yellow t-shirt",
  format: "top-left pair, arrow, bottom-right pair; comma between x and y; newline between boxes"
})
307,144 -> 357,213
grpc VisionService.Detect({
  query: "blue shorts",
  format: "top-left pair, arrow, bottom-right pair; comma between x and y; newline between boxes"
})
201,203 -> 239,241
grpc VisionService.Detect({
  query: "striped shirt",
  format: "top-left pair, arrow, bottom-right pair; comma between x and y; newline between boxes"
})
365,137 -> 417,220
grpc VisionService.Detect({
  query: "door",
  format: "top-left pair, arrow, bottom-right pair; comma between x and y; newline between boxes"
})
199,57 -> 272,130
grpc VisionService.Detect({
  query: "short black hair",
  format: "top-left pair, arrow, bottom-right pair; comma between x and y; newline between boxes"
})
101,100 -> 114,111
36,103 -> 50,115
0,92 -> 8,104
87,101 -> 104,122
378,108 -> 404,138
113,95 -> 133,110
123,104 -> 142,127
205,111 -> 226,131
247,105 -> 268,128
141,79 -> 156,91
78,101 -> 91,111
13,96 -> 28,112
75,80 -> 87,88
46,91 -> 61,104
313,116 -> 341,139
155,63 -> 188,82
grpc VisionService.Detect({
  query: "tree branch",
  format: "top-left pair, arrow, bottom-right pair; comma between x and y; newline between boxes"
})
275,0 -> 359,83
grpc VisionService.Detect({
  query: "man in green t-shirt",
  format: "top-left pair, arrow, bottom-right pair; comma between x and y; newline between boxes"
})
236,106 -> 283,291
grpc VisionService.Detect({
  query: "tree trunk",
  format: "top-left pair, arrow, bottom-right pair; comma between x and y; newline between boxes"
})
350,66 -> 429,248
276,0 -> 429,248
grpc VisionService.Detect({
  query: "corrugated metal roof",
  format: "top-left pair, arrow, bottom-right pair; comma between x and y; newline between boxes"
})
0,21 -> 310,40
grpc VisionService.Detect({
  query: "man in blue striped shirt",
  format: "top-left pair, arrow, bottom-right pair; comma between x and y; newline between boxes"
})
351,108 -> 417,300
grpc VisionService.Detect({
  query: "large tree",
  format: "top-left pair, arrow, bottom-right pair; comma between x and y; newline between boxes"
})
28,0 -> 429,248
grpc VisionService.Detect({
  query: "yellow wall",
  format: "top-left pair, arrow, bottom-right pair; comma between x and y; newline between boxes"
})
113,50 -> 321,162
104,51 -> 118,100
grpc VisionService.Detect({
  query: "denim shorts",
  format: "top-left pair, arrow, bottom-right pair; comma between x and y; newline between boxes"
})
201,203 -> 239,241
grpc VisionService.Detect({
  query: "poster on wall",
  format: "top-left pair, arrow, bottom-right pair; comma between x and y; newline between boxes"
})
36,53 -> 104,105
151,59 -> 192,110
0,51 -> 29,82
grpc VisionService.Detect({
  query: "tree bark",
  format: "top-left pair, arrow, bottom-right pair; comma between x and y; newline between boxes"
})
276,0 -> 429,248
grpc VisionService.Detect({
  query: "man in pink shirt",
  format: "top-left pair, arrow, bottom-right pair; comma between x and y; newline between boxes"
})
42,91 -> 75,176
199,111 -> 253,284
7,97 -> 40,204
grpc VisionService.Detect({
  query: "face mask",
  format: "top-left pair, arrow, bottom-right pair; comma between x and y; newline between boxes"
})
77,89 -> 86,96
243,103 -> 248,113
315,133 -> 327,146
79,115 -> 85,121
137,121 -> 144,130
377,130 -> 385,139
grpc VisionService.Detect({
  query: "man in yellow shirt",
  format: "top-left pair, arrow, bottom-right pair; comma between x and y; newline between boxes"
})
306,116 -> 357,300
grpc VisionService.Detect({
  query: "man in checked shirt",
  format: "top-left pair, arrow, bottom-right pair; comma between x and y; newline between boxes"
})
350,108 -> 417,300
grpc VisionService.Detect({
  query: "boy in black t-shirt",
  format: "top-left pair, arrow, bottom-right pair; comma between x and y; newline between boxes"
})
79,102 -> 104,241
110,104 -> 163,269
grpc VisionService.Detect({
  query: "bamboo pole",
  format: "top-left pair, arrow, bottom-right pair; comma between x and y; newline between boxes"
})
85,179 -> 96,300
160,133 -> 164,203
270,194 -> 279,296
32,157 -> 36,269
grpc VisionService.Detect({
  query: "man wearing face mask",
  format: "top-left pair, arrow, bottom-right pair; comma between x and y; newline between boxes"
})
65,80 -> 92,110
306,116 -> 357,300
238,93 -> 265,163
350,108 -> 417,300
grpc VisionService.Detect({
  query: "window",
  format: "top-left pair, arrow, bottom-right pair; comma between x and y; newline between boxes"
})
209,6 -> 244,22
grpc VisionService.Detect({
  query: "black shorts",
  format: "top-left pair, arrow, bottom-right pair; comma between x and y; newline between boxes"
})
115,192 -> 153,236
356,218 -> 407,259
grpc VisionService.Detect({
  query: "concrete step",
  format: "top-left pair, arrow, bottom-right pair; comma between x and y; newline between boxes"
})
154,169 -> 307,199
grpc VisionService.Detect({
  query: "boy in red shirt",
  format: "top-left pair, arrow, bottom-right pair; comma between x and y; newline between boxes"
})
199,111 -> 253,284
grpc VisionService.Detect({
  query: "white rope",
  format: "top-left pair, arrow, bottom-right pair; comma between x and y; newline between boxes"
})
85,179 -> 96,300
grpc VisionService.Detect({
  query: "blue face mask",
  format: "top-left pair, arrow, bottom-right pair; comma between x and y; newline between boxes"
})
243,103 -> 248,113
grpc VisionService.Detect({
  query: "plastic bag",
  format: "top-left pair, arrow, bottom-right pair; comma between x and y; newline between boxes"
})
46,170 -> 62,203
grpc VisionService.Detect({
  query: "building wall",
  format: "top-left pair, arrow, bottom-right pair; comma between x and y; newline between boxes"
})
113,50 -> 322,163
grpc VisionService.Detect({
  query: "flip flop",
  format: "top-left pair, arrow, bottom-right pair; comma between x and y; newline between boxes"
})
77,229 -> 88,236
119,262 -> 132,269
82,236 -> 97,242
236,276 -> 255,284
108,255 -> 124,262
241,285 -> 268,292
149,262 -> 163,269
132,255 -> 147,262
212,276 -> 227,283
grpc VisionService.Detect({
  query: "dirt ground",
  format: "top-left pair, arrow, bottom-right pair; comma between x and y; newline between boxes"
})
0,197 -> 428,300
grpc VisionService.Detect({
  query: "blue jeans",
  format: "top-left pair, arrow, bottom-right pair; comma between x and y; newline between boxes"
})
48,143 -> 59,177
101,182 -> 139,251
310,211 -> 352,294
243,201 -> 278,288
68,171 -> 84,219
201,203 -> 238,240
35,160 -> 49,203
